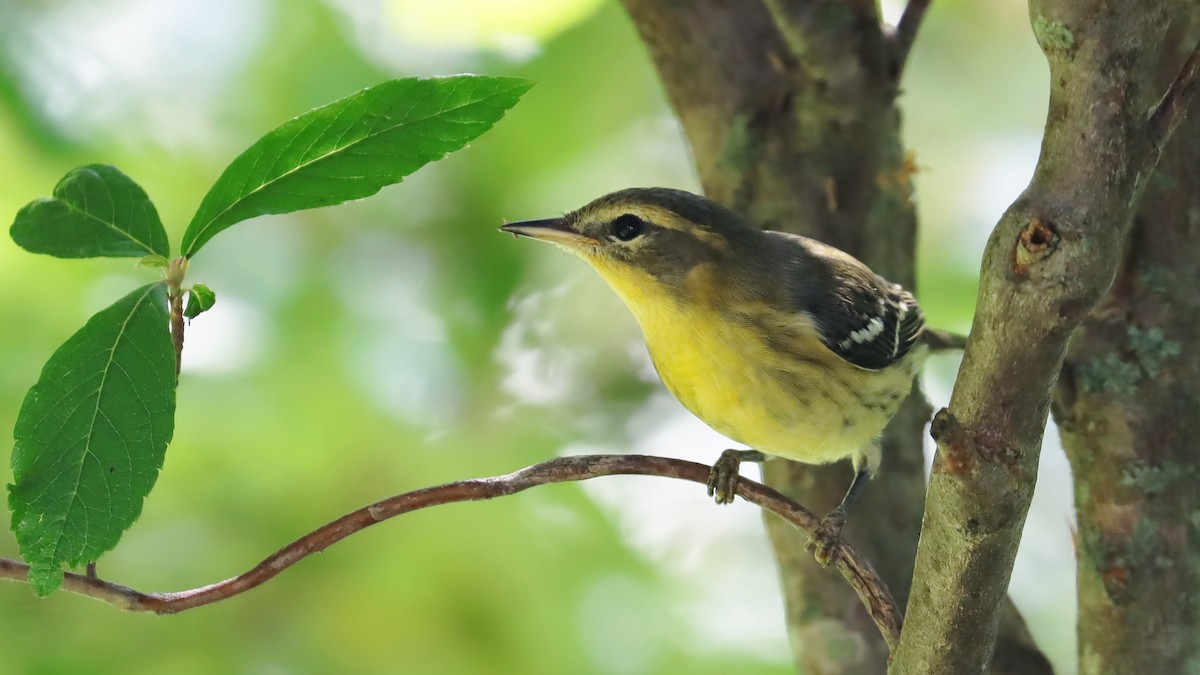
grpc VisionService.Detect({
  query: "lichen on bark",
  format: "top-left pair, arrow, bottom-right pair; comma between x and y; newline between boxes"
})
1054,10 -> 1200,673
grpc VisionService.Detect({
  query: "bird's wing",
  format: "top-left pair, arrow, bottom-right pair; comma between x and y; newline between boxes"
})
807,277 -> 924,370
776,233 -> 925,371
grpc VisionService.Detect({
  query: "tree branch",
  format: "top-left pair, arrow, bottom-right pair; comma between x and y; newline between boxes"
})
1148,39 -> 1200,148
891,2 -> 1195,673
891,0 -> 933,77
0,454 -> 902,650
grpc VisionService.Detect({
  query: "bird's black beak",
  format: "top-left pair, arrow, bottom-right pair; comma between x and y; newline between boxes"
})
500,218 -> 596,249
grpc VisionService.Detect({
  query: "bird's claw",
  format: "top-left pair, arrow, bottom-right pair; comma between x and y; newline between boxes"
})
706,451 -> 743,505
806,507 -> 848,567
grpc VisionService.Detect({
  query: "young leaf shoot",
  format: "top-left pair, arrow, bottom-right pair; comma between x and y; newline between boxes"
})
6,73 -> 530,596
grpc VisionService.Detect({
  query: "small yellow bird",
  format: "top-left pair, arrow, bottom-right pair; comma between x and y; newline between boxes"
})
502,188 -> 960,560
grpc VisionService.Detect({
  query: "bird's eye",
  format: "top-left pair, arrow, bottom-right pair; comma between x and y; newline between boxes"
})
611,214 -> 645,242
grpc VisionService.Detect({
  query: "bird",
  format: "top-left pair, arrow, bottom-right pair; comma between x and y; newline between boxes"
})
500,187 -> 962,562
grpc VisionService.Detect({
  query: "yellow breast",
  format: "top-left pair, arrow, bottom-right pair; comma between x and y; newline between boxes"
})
588,259 -> 918,466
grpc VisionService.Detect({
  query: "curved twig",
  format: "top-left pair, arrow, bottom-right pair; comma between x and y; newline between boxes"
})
0,454 -> 902,650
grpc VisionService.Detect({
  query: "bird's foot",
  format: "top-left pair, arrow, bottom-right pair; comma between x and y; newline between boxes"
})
806,506 -> 848,567
706,449 -> 765,505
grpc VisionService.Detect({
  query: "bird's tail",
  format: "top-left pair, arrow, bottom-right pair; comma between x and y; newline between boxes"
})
921,328 -> 968,352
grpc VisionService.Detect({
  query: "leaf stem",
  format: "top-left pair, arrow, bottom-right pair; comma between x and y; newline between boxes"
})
165,256 -> 188,378
169,293 -> 183,380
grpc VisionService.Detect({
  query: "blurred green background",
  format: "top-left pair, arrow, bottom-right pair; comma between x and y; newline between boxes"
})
0,0 -> 1077,673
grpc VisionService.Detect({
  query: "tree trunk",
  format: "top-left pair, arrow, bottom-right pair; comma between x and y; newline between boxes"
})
1053,9 -> 1200,673
619,1 -> 1050,672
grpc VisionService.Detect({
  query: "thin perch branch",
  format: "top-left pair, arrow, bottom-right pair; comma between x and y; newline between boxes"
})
0,454 -> 902,650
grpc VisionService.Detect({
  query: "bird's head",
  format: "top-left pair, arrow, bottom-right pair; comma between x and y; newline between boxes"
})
501,188 -> 765,309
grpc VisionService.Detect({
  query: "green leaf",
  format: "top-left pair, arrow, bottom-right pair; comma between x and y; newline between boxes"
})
181,75 -> 532,257
10,283 -> 176,595
183,283 -> 216,319
10,165 -> 170,259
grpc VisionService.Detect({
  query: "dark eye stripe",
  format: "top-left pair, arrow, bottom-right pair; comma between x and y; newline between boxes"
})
612,214 -> 644,241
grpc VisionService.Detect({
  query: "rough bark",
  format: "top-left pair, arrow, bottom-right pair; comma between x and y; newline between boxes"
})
619,1 -> 1049,672
892,1 -> 1198,673
1053,10 -> 1200,674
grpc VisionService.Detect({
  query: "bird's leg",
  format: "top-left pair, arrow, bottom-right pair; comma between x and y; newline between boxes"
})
706,449 -> 766,504
807,469 -> 871,566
